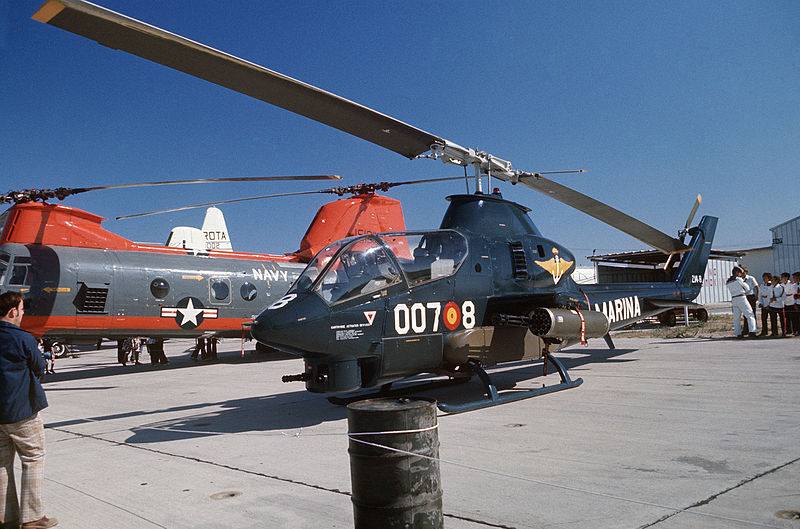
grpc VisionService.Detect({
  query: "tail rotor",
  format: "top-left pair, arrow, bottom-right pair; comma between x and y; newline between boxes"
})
678,194 -> 702,242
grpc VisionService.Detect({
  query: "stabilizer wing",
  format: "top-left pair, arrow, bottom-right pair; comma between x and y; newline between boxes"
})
643,298 -> 703,309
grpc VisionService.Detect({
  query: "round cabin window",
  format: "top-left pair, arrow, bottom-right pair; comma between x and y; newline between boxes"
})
240,282 -> 257,301
212,279 -> 230,301
150,278 -> 170,298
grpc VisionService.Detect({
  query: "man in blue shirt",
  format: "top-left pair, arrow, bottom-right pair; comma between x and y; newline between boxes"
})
0,292 -> 57,529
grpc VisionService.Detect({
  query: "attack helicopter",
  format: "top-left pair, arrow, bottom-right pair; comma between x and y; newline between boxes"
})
31,0 -> 717,411
258,199 -> 715,412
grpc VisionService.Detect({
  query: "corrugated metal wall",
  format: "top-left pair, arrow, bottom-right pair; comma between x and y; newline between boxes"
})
695,258 -> 737,304
771,216 -> 800,275
575,258 -> 736,304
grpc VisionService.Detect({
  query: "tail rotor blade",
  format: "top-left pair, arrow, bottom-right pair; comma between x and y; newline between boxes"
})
684,194 -> 702,230
679,194 -> 702,241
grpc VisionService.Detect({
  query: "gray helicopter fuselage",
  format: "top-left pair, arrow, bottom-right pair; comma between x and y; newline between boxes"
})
0,240 -> 305,344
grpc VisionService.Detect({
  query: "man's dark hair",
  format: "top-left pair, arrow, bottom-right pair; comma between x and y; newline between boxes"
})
0,291 -> 24,318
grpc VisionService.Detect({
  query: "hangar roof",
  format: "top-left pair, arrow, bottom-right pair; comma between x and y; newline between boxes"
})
588,249 -> 742,267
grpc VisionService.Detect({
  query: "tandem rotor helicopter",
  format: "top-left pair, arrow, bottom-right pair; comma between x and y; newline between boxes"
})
28,0 -> 717,411
1,174 -> 466,356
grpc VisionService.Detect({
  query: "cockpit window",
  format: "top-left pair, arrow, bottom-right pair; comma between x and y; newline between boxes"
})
9,256 -> 31,286
380,231 -> 467,286
289,239 -> 350,294
0,254 -> 9,286
315,238 -> 401,304
290,230 -> 468,305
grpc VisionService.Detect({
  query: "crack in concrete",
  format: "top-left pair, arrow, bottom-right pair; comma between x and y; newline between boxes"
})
49,425 -> 512,527
640,456 -> 800,528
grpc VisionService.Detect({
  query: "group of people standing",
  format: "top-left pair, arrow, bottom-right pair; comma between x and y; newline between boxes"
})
726,266 -> 800,338
190,337 -> 219,362
116,337 -> 169,366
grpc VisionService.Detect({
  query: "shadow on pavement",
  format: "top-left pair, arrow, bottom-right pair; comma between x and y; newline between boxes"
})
41,347 -> 297,385
46,389 -> 346,443
377,347 -> 638,413
44,347 -> 639,440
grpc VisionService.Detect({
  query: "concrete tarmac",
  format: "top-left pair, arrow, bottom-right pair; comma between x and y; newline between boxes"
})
20,335 -> 800,528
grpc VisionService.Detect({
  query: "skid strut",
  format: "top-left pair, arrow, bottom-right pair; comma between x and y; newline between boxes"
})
437,353 -> 583,413
327,377 -> 469,406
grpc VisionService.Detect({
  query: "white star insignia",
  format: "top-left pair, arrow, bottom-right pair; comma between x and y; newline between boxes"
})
177,298 -> 204,326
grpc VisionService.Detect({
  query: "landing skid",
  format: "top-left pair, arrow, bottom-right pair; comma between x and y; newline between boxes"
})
437,353 -> 583,414
326,376 -> 470,406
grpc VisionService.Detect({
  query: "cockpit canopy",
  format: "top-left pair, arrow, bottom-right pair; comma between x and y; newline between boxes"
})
289,230 -> 468,305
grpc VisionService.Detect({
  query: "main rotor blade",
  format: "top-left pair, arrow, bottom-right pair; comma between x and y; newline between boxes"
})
32,0 -> 695,255
1,175 -> 340,204
116,190 -> 330,219
79,175 -> 340,192
386,176 -> 467,187
33,0 -> 443,159
327,175 -> 467,196
116,176 -> 466,219
516,172 -> 690,255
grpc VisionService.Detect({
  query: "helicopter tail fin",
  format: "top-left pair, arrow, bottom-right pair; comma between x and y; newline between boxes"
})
673,215 -> 718,296
200,206 -> 233,252
165,206 -> 232,252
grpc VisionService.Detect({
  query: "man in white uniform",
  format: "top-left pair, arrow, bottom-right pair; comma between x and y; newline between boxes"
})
769,274 -> 786,337
741,266 -> 759,333
758,273 -> 773,337
725,266 -> 757,338
780,272 -> 797,336
793,272 -> 800,336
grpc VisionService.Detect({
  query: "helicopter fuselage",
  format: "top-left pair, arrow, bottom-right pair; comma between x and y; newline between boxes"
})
252,193 -> 717,395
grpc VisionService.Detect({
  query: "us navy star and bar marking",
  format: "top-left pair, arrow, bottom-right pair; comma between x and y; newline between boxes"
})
161,297 -> 218,329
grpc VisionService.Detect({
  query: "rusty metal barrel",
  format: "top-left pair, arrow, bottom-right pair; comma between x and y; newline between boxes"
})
347,398 -> 442,529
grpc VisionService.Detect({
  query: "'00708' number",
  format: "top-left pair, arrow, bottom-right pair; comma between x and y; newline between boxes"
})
393,301 -> 475,335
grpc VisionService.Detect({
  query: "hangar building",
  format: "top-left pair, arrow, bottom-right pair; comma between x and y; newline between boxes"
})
769,215 -> 800,274
737,215 -> 800,279
576,250 -> 741,304
576,215 -> 800,304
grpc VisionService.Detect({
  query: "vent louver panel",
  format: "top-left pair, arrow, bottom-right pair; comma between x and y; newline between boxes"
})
509,242 -> 527,279
75,284 -> 109,313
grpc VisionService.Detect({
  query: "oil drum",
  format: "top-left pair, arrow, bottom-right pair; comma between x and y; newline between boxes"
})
347,398 -> 442,528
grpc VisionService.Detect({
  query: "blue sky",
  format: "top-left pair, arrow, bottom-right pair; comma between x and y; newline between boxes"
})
3,1 -> 799,264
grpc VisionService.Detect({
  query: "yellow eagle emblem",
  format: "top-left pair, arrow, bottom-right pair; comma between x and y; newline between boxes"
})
534,248 -> 573,283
